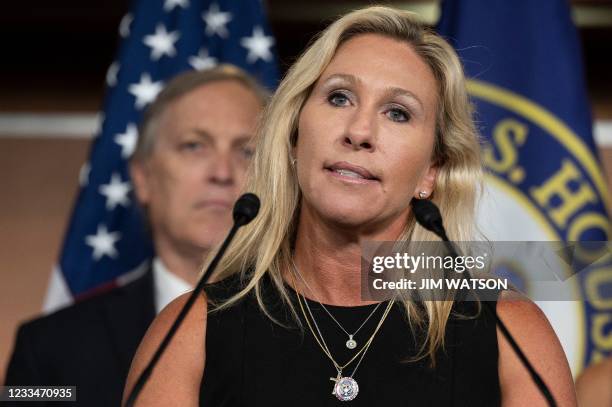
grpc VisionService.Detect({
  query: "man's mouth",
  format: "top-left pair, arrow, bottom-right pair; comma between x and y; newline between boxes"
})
195,199 -> 233,209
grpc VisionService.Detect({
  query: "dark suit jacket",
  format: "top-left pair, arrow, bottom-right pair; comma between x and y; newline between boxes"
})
4,267 -> 156,406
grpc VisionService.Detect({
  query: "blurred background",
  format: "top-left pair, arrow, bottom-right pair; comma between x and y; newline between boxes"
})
1,0 -> 611,384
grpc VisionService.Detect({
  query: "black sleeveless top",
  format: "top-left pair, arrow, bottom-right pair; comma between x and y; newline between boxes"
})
200,273 -> 501,406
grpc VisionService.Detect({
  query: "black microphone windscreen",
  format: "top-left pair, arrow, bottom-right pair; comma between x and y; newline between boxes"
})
410,198 -> 444,237
233,193 -> 260,226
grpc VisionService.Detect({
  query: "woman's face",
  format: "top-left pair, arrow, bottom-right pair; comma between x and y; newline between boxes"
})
296,33 -> 439,232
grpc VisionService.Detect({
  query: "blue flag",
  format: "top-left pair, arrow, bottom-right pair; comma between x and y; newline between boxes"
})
437,0 -> 610,375
44,0 -> 278,310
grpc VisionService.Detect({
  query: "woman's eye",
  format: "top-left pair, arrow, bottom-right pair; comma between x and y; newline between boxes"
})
386,107 -> 410,123
327,91 -> 351,107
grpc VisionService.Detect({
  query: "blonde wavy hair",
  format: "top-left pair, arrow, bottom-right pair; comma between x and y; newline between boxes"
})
205,6 -> 483,363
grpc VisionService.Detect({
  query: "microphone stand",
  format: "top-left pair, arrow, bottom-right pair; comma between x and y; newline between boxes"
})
125,193 -> 260,407
411,198 -> 557,407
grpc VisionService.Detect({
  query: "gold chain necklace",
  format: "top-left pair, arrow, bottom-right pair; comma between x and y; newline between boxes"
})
292,260 -> 383,349
290,270 -> 395,401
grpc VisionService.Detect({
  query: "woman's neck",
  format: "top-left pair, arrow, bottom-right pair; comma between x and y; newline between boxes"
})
289,204 -> 407,306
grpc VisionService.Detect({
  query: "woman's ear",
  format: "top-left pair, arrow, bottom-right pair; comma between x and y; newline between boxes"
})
413,165 -> 438,199
290,144 -> 298,164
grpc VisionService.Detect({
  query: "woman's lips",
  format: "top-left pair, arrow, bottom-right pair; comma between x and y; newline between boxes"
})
325,168 -> 380,184
325,161 -> 380,184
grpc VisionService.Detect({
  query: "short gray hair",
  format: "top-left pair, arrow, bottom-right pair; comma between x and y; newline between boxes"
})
132,64 -> 270,162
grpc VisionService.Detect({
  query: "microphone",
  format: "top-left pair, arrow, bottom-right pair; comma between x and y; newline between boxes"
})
410,198 -> 558,407
125,193 -> 260,407
410,197 -> 448,240
233,192 -> 260,227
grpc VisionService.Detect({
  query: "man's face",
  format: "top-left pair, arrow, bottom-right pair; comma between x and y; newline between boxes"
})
131,80 -> 262,256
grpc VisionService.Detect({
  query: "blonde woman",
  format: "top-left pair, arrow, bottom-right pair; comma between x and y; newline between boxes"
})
124,6 -> 576,406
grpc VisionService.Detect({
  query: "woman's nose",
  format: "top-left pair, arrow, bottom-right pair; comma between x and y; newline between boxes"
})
342,108 -> 376,151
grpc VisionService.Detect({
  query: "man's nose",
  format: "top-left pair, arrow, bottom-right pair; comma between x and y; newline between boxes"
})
342,107 -> 377,151
208,152 -> 234,186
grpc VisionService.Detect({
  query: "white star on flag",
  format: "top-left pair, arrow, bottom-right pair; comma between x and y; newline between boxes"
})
106,61 -> 120,87
128,73 -> 164,109
85,225 -> 121,261
143,24 -> 180,61
114,123 -> 139,158
164,0 -> 189,11
240,26 -> 275,63
99,173 -> 131,210
203,3 -> 232,38
119,13 -> 133,38
79,162 -> 90,187
189,48 -> 218,70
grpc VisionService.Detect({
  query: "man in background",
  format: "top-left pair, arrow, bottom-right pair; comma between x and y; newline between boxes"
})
4,65 -> 268,406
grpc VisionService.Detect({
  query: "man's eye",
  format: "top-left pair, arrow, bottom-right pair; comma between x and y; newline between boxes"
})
240,146 -> 254,159
327,91 -> 351,107
386,107 -> 410,123
180,141 -> 203,151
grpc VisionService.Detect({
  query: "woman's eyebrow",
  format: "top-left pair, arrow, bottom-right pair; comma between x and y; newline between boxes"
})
383,87 -> 424,111
320,73 -> 360,86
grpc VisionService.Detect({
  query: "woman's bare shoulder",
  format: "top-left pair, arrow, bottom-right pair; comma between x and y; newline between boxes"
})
496,290 -> 550,329
575,358 -> 612,407
495,291 -> 577,406
123,290 -> 208,406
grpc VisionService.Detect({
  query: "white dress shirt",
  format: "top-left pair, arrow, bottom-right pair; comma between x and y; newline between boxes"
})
152,257 -> 193,314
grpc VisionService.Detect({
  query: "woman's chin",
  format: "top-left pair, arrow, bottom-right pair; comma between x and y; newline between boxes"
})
301,193 -> 388,230
316,206 -> 382,230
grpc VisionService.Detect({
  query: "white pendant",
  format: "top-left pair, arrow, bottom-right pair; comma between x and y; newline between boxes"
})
333,376 -> 359,401
346,335 -> 357,349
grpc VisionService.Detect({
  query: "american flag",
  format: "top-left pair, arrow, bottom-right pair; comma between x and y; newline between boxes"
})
43,0 -> 279,312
